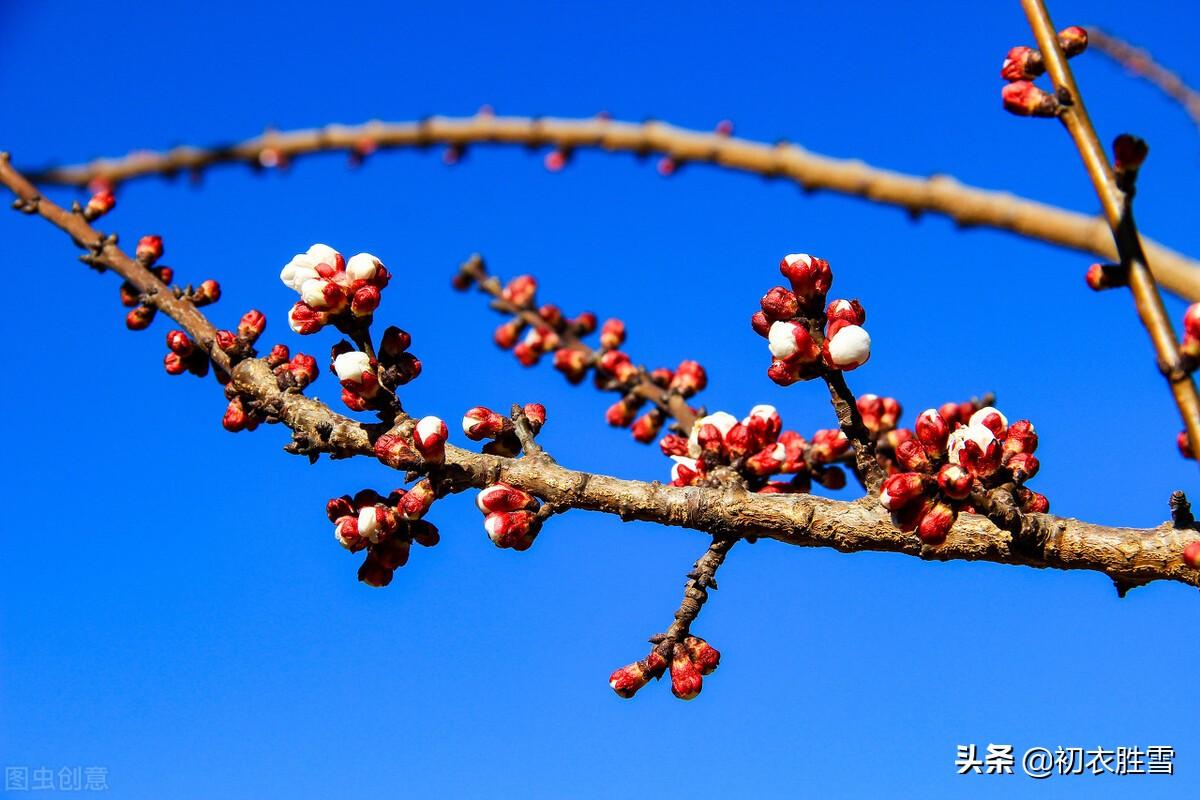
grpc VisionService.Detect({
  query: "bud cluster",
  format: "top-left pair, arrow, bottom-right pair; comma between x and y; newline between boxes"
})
327,486 -> 441,588
459,268 -> 708,443
609,636 -> 720,701
999,25 -> 1088,118
476,482 -> 543,550
662,405 -> 849,492
752,254 -> 871,385
327,326 -> 422,414
878,405 -> 1046,544
119,236 -> 221,332
460,403 -> 545,457
281,244 -> 390,335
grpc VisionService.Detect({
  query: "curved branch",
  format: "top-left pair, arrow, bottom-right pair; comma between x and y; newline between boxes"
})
22,114 -> 1200,303
1088,27 -> 1200,131
2,150 -> 1197,594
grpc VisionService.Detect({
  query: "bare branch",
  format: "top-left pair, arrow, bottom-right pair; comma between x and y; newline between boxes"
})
1088,27 -> 1200,131
22,114 -> 1200,303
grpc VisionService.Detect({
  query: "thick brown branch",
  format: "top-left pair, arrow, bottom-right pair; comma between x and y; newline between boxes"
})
23,115 -> 1200,303
3,152 -> 1197,595
1019,1 -> 1200,468
1088,27 -> 1200,130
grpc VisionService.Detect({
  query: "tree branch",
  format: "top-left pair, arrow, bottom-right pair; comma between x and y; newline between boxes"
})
21,114 -> 1200,303
1087,27 -> 1200,131
1019,0 -> 1200,469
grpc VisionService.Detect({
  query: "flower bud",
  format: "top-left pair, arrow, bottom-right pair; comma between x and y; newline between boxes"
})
119,282 -> 140,307
1003,420 -> 1038,455
287,353 -> 318,388
809,429 -> 849,463
917,502 -> 957,545
969,406 -> 1007,438
572,311 -> 598,335
401,479 -> 437,520
1057,25 -> 1088,57
670,455 -> 703,486
163,352 -> 186,375
237,309 -> 266,343
462,406 -> 512,440
85,189 -> 116,219
502,274 -> 538,307
631,410 -> 664,443
599,350 -> 638,383
1006,452 -> 1040,483
494,319 -> 523,349
477,483 -> 538,514
937,464 -> 973,500
136,234 -> 163,264
373,537 -> 411,570
484,510 -> 539,548
553,348 -> 589,384
345,252 -> 381,283
287,302 -> 328,335
334,515 -> 365,550
915,409 -> 950,455
750,310 -> 772,337
1179,430 -> 1195,460
605,398 -> 638,427
744,404 -> 782,444
896,439 -> 931,472
947,423 -> 1001,477
670,643 -> 703,701
351,284 -> 381,316
760,286 -> 800,321
823,324 -> 871,370
523,403 -> 546,432
214,329 -> 238,353
327,495 -> 355,522
825,298 -> 866,326
333,350 -> 373,385
374,431 -> 420,469
659,435 -> 690,457
683,636 -> 720,675
1183,541 -> 1200,569
1000,45 -> 1044,81
880,472 -> 928,511
410,520 -> 440,547
1002,80 -> 1060,117
166,329 -> 193,356
1085,262 -> 1129,291
768,321 -> 820,362
600,318 -> 626,349
779,253 -> 833,304
1112,133 -> 1148,172
414,416 -> 448,463
222,397 -> 250,432
777,431 -> 808,472
669,361 -> 707,395
744,443 -> 786,476
126,304 -> 156,330
609,653 -> 667,699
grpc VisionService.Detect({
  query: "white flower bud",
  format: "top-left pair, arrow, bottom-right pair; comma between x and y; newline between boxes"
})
357,506 -> 378,542
346,253 -> 381,282
307,243 -> 342,269
280,254 -> 320,291
768,321 -> 802,359
968,406 -> 1008,435
947,423 -> 996,466
687,411 -> 739,456
300,278 -> 331,308
782,253 -> 812,268
826,324 -> 871,369
333,351 -> 372,383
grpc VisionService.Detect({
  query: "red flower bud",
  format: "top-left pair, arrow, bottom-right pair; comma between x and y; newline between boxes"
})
237,309 -> 266,343
215,329 -> 238,352
1112,134 -> 1148,172
401,479 -> 437,520
744,405 -> 781,445
502,274 -> 538,307
1057,25 -> 1088,57
809,429 -> 849,463
163,352 -> 186,375
1006,452 -> 1040,483
767,321 -> 820,363
880,472 -> 928,511
166,329 -> 193,356
351,284 -> 381,316
683,636 -> 720,675
1016,488 -> 1050,514
126,305 -> 156,330
327,495 -> 355,522
1085,262 -> 1129,291
669,643 -> 703,701
287,353 -> 318,388
373,537 -> 411,570
494,319 -> 523,349
136,234 -> 163,264
85,189 -> 116,219
600,318 -> 626,349
750,310 -> 772,338
825,298 -> 866,326
193,279 -> 221,306
915,409 -> 950,455
917,501 -> 957,545
659,434 -> 690,457
599,350 -> 638,383
744,443 -> 786,476
477,483 -> 538,513
484,510 -> 539,549
462,406 -> 512,440
357,556 -> 394,588
1000,46 -> 1045,81
937,464 -> 973,500
523,403 -> 546,431
631,410 -> 664,443
891,497 -> 933,534
1003,420 -> 1038,455
572,311 -> 598,335
222,397 -> 250,432
119,282 -> 140,307
1002,80 -> 1060,117
553,348 -> 589,383
1179,430 -> 1195,460
609,651 -> 668,698
669,360 -> 707,395
605,398 -> 638,427
896,439 -> 931,472
1183,541 -> 1200,569
760,286 -> 800,321
287,302 -> 327,335
374,431 -> 421,469
544,148 -> 569,172
779,253 -> 833,304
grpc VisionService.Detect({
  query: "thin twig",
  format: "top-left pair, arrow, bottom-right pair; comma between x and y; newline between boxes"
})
21,115 -> 1200,303
1020,0 -> 1200,468
1088,27 -> 1200,131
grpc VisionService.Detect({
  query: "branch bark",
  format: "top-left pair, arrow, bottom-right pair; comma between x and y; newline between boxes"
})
1088,27 -> 1200,131
2,150 -> 1197,594
22,114 -> 1200,303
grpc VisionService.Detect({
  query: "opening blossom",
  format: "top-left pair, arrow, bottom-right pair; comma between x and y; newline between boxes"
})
281,244 -> 390,335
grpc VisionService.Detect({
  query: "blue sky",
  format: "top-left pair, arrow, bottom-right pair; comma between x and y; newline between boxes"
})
2,1 -> 1198,797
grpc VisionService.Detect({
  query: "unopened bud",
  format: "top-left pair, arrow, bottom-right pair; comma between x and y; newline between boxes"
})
1002,80 -> 1060,117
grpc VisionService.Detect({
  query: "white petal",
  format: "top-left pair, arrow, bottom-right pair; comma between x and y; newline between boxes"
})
300,278 -> 330,308
357,507 -> 378,540
828,325 -> 871,367
333,351 -> 371,382
307,243 -> 341,269
768,321 -> 799,359
346,253 -> 380,282
782,253 -> 812,268
416,415 -> 444,442
280,255 -> 319,291
969,406 -> 1008,431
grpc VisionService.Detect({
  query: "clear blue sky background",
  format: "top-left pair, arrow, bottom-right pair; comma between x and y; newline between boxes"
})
2,1 -> 1198,797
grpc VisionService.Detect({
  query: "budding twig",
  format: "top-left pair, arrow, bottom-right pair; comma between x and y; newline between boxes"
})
20,115 -> 1200,303
1087,27 -> 1200,131
1018,0 -> 1200,471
